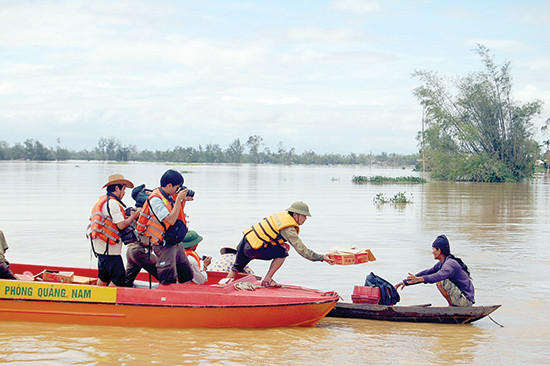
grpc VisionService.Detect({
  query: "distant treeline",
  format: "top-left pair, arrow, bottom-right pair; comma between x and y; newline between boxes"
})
0,136 -> 419,166
352,175 -> 426,183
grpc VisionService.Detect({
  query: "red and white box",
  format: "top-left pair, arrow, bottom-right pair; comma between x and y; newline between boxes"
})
42,270 -> 74,283
329,247 -> 376,265
351,285 -> 381,304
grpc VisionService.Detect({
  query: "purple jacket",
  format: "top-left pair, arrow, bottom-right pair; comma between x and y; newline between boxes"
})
414,257 -> 475,303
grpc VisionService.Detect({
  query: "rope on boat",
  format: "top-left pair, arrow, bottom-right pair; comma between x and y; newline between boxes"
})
231,281 -> 339,297
488,315 -> 504,327
234,282 -> 259,291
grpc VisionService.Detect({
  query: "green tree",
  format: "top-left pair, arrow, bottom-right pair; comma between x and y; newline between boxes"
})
413,45 -> 543,182
24,139 -> 54,160
225,138 -> 244,163
0,141 -> 10,160
94,137 -> 135,161
246,135 -> 263,163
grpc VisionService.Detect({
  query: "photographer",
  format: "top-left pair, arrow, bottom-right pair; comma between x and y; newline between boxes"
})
87,174 -> 139,287
136,169 -> 195,285
124,184 -> 159,287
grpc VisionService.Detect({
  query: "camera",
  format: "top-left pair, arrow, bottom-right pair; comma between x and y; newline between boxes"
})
134,191 -> 150,208
179,185 -> 195,197
131,184 -> 152,208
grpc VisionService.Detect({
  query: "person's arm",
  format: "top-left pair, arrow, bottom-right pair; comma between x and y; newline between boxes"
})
163,190 -> 188,226
395,281 -> 406,290
396,263 -> 437,289
110,200 -> 138,230
280,226 -> 329,262
420,260 -> 455,284
405,262 -> 452,285
203,256 -> 212,270
188,255 -> 208,284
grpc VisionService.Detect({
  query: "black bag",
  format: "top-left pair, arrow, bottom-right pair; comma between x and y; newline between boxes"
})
364,272 -> 400,305
164,219 -> 188,245
119,225 -> 138,245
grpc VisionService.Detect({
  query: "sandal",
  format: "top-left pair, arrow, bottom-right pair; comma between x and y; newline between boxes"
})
261,279 -> 282,288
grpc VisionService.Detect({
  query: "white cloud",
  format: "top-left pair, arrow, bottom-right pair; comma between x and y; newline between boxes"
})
331,0 -> 381,14
0,0 -> 548,155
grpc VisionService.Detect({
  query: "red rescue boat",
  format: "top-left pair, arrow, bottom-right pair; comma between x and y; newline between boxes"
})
0,263 -> 338,328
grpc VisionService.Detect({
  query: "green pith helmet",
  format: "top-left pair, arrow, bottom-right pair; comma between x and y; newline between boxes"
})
182,230 -> 203,249
286,201 -> 312,217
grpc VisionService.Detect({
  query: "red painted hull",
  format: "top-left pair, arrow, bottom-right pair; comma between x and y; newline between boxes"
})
1,263 -> 338,328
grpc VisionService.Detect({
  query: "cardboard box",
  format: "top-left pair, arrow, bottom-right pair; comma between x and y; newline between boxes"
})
72,275 -> 98,285
352,285 -> 381,304
42,270 -> 74,284
329,249 -> 376,265
14,273 -> 35,281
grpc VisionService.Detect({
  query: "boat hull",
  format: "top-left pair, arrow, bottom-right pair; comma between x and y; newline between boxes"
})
0,263 -> 338,328
327,302 -> 501,324
0,299 -> 334,328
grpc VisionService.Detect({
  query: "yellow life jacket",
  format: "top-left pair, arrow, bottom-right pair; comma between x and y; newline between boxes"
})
243,211 -> 299,250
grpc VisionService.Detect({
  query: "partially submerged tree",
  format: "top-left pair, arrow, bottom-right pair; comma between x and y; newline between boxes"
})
413,44 -> 543,182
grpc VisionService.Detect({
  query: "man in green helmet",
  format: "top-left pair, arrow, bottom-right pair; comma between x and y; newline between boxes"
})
225,201 -> 334,287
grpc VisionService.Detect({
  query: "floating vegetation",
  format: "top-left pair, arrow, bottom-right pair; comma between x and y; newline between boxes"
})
353,175 -> 426,184
373,192 -> 413,204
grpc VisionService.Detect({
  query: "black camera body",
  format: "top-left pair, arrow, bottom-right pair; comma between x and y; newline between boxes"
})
134,191 -> 149,208
120,207 -> 139,245
179,185 -> 195,197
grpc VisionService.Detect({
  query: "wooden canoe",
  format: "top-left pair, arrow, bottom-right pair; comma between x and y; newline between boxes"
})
326,302 -> 501,324
0,263 -> 339,328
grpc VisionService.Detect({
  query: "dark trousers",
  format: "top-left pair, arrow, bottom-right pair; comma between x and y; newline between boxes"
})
124,243 -> 158,287
153,243 -> 193,285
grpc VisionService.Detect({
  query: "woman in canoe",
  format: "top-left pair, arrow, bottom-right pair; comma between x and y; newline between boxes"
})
395,234 -> 475,307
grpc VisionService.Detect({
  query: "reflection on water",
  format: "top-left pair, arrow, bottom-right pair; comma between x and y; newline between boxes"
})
0,319 -> 494,365
0,161 -> 549,365
421,182 -> 537,242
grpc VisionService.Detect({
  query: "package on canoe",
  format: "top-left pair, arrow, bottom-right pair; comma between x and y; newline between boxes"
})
328,247 -> 376,265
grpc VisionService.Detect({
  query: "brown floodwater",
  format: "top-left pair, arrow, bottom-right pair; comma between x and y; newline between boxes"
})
0,161 -> 548,365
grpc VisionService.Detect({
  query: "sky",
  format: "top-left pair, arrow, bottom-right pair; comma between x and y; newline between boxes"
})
0,0 -> 549,155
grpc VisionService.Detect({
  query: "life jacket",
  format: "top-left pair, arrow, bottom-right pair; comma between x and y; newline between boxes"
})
136,188 -> 186,245
185,250 -> 202,270
243,211 -> 299,250
87,194 -> 126,245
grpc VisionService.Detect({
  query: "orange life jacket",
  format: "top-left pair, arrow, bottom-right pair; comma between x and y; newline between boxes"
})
136,188 -> 186,245
243,211 -> 299,249
185,249 -> 202,270
87,194 -> 126,245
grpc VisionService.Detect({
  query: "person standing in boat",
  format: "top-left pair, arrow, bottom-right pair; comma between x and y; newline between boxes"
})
182,230 -> 212,285
225,201 -> 334,288
87,174 -> 139,287
136,169 -> 194,285
395,234 -> 475,307
0,230 -> 16,280
124,184 -> 158,287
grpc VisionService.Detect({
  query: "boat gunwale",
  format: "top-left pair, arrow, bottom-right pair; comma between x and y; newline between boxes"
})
0,297 -> 339,309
